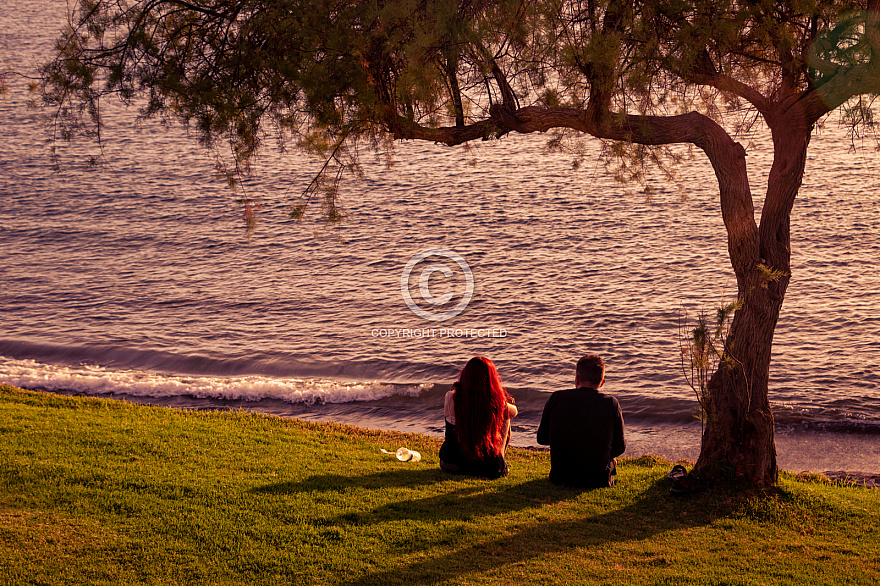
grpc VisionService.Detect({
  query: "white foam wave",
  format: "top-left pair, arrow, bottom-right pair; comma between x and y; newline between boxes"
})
0,356 -> 420,404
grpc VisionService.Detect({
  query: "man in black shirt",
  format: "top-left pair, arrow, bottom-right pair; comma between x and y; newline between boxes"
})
537,354 -> 626,488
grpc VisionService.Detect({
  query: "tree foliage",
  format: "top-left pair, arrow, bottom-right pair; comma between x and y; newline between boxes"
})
44,1 -> 880,199
679,299 -> 741,433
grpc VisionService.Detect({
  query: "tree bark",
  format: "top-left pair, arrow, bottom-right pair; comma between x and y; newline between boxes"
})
695,291 -> 780,486
693,101 -> 812,486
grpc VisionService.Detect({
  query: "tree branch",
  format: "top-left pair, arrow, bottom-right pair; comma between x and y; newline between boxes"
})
391,115 -> 503,145
689,72 -> 772,115
393,102 -> 757,294
490,59 -> 517,111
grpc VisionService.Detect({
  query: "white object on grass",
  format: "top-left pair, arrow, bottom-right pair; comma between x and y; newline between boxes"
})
380,448 -> 421,462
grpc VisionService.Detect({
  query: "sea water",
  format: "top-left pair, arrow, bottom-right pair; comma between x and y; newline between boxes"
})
2,1 -> 879,473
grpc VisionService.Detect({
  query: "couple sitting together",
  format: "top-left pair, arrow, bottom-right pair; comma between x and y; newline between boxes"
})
439,354 -> 626,488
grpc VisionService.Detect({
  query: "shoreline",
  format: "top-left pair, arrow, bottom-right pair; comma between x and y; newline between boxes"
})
25,385 -> 880,488
804,470 -> 880,489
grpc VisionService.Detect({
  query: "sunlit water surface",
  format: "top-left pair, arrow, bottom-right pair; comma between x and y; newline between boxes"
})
2,2 -> 879,473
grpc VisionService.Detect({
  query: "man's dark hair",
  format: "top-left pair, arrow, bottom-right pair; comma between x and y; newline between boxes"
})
576,354 -> 605,387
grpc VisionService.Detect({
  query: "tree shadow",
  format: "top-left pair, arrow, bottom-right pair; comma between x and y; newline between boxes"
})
326,477 -> 580,525
252,468 -> 587,527
342,475 -> 733,585
251,467 -> 447,494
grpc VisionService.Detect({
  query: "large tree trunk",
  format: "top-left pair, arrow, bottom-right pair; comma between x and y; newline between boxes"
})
694,105 -> 811,486
694,290 -> 781,485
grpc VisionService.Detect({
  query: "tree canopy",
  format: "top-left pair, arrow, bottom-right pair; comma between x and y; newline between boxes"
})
42,0 -> 880,486
45,1 -> 880,188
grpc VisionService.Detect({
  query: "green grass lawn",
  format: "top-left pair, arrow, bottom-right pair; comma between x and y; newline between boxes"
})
1,384 -> 877,585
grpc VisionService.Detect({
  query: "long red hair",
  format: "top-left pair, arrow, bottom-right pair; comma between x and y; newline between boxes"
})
453,356 -> 511,460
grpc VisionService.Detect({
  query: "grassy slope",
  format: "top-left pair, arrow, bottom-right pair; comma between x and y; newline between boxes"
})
0,384 -> 877,585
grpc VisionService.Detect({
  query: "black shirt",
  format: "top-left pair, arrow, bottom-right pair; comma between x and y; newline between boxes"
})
536,387 -> 626,487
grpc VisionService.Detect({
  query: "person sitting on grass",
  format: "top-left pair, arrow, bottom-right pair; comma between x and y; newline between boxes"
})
439,356 -> 518,479
537,354 -> 626,488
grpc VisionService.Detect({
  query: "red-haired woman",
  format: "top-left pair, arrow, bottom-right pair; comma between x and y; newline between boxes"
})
439,356 -> 518,478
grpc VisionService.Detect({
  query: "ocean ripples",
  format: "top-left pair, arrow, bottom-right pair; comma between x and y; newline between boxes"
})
1,1 -> 879,454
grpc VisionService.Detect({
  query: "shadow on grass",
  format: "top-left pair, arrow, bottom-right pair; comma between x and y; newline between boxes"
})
330,477 -> 582,524
342,475 -> 733,585
253,467 -> 587,525
251,467 -> 446,493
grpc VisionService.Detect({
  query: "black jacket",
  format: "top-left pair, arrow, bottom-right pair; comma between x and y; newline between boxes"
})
537,387 -> 625,487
